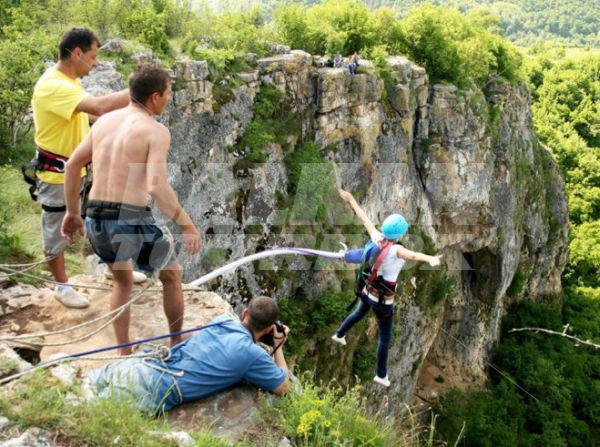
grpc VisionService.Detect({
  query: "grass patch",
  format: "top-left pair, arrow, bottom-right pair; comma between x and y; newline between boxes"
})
0,371 -> 234,446
211,76 -> 241,113
283,141 -> 339,225
0,163 -> 89,278
0,359 -> 19,377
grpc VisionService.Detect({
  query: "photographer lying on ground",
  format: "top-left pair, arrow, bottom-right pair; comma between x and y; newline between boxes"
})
88,296 -> 290,413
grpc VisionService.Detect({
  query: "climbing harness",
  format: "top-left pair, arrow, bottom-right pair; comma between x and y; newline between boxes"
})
345,240 -> 398,311
21,148 -> 92,213
21,148 -> 69,202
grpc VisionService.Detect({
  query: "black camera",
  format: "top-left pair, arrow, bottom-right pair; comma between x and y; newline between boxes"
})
258,321 -> 285,347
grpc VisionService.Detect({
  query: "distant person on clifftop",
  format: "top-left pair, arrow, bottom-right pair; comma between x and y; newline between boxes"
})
348,52 -> 360,75
332,189 -> 443,387
333,52 -> 343,68
88,296 -> 291,413
61,63 -> 202,354
29,27 -> 131,309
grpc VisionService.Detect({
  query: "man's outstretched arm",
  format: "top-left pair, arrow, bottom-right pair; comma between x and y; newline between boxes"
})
61,132 -> 93,243
146,125 -> 201,254
76,89 -> 130,116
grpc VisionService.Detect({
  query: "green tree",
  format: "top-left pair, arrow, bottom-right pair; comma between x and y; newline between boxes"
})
273,3 -> 310,52
121,6 -> 171,56
0,31 -> 55,149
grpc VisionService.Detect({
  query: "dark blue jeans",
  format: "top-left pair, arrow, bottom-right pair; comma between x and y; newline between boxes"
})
336,294 -> 394,378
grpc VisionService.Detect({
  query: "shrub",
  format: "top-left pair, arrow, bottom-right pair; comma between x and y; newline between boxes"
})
121,7 -> 171,56
0,31 -> 55,149
234,84 -> 300,173
261,375 -> 399,447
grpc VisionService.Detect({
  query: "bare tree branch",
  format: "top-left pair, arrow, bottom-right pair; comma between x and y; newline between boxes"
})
509,324 -> 600,349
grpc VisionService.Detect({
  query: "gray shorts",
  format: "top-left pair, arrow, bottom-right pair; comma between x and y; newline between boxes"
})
37,181 -> 81,255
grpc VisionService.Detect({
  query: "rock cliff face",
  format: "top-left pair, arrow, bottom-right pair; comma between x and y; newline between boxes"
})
84,48 -> 568,413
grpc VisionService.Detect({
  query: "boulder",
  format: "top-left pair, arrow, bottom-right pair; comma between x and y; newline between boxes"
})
168,385 -> 276,443
99,38 -> 124,55
1,427 -> 54,447
80,61 -> 124,96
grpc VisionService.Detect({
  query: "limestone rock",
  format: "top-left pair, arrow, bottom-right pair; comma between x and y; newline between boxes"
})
7,275 -> 237,371
149,430 -> 194,447
236,71 -> 259,83
257,51 -> 312,75
99,38 -> 124,55
1,427 -> 54,447
0,416 -> 10,432
0,344 -> 32,376
47,353 -> 79,387
267,42 -> 291,55
317,67 -> 382,113
168,385 -> 274,443
131,50 -> 163,67
80,61 -> 124,96
172,57 -> 212,111
386,56 -> 428,120
0,283 -> 49,320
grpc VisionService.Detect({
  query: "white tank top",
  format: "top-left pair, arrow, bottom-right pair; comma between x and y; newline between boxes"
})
371,231 -> 405,282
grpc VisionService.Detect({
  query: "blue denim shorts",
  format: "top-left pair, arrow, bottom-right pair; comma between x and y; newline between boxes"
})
88,357 -> 180,414
85,201 -> 177,274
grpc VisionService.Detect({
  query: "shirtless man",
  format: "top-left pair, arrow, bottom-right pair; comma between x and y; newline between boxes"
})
61,64 -> 201,354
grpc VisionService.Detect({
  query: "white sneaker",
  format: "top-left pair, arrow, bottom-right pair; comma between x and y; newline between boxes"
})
104,267 -> 147,284
53,285 -> 90,309
331,334 -> 347,346
373,375 -> 391,387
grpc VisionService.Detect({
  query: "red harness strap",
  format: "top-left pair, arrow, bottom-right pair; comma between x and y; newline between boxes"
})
36,148 -> 68,173
367,240 -> 394,283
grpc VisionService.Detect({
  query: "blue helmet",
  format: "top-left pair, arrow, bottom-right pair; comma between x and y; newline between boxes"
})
381,214 -> 409,240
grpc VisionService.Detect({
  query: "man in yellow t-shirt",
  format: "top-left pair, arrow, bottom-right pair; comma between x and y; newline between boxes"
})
32,28 -> 130,308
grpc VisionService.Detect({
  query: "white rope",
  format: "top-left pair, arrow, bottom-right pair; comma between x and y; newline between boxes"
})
0,262 -> 46,278
188,247 -> 344,288
0,254 -> 56,269
0,265 -> 205,292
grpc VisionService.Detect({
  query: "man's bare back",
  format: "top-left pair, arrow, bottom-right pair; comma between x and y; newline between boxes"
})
89,105 -> 168,207
61,63 -> 201,355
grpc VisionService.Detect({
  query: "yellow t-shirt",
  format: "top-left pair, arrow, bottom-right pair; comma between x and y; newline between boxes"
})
32,67 -> 89,184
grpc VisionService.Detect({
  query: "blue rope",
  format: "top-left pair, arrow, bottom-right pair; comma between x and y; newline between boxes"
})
0,321 -> 229,385
58,321 -> 226,361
